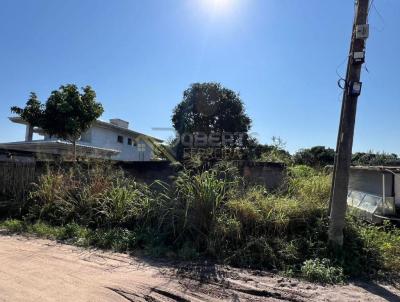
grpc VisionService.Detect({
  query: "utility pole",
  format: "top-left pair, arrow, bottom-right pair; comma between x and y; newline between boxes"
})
329,0 -> 370,246
328,4 -> 359,216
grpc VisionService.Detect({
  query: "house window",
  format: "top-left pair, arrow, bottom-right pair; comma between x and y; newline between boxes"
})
117,135 -> 124,144
127,138 -> 132,145
138,143 -> 146,152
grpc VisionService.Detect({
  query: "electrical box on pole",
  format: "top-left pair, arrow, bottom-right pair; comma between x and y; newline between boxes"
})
352,51 -> 366,64
355,24 -> 369,39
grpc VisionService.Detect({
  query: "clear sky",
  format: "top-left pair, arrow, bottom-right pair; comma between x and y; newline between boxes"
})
0,0 -> 399,154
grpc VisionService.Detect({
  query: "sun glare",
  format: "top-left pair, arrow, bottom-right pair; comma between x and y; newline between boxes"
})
211,0 -> 230,9
202,0 -> 234,14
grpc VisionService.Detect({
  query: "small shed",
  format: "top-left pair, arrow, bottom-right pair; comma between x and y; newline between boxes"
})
347,166 -> 400,223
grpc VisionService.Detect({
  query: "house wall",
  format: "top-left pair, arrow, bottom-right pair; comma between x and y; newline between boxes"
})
85,126 -> 153,161
394,175 -> 400,207
10,118 -> 158,162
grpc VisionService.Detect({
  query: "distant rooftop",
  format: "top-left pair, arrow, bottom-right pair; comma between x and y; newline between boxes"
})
9,116 -> 163,143
0,140 -> 119,158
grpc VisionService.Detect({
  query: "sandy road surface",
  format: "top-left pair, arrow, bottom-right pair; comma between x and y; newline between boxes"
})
0,234 -> 399,302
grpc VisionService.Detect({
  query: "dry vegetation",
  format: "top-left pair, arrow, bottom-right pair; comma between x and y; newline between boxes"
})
1,161 -> 400,284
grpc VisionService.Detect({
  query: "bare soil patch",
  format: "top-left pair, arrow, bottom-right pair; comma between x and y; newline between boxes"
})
0,234 -> 399,301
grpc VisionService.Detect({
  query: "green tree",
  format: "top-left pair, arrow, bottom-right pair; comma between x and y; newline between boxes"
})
258,137 -> 292,164
293,146 -> 335,168
42,85 -> 103,160
352,151 -> 400,166
11,93 -> 44,128
172,82 -> 252,160
11,85 -> 103,160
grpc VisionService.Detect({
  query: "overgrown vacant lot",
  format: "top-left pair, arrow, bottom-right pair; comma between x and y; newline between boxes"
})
1,162 -> 400,286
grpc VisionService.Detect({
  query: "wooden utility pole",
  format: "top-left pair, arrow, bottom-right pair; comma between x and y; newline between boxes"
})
329,0 -> 370,246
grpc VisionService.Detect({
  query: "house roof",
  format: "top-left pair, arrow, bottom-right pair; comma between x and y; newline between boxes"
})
350,166 -> 400,173
9,116 -> 163,143
0,140 -> 120,158
94,119 -> 163,143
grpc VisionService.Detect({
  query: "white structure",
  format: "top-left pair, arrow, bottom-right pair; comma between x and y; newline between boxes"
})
0,117 -> 162,161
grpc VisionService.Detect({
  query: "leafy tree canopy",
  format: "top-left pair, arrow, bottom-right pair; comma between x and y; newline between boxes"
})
293,146 -> 335,168
42,85 -> 103,142
11,93 -> 44,127
11,84 -> 103,160
352,151 -> 400,166
172,82 -> 252,138
171,83 -> 253,160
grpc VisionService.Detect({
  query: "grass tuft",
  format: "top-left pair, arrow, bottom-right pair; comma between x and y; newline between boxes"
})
301,258 -> 345,284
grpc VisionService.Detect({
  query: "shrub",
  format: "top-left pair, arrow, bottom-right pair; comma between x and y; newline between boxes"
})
28,170 -> 73,224
220,184 -> 330,269
227,186 -> 326,237
95,180 -> 151,227
301,258 -> 345,284
177,242 -> 200,260
87,228 -> 137,252
164,167 -> 239,249
343,219 -> 400,279
26,163 -> 157,228
0,219 -> 25,233
287,165 -> 331,203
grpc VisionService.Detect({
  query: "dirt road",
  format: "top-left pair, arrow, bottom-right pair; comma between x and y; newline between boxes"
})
0,234 -> 399,302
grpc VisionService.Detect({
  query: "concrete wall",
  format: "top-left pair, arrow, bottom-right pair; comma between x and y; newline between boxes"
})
349,168 -> 393,197
395,175 -> 400,207
237,161 -> 286,190
119,160 -> 286,189
118,161 -> 177,184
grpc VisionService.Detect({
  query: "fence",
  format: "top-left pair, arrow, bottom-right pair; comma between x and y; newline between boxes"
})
0,161 -> 36,215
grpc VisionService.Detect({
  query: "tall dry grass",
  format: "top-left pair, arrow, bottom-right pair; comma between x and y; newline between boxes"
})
9,160 -> 400,282
26,163 -> 157,228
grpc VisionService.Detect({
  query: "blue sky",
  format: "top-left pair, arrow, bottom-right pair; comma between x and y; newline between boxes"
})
0,0 -> 399,154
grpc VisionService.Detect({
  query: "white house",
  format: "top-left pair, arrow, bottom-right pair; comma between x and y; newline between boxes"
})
0,117 -> 163,161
